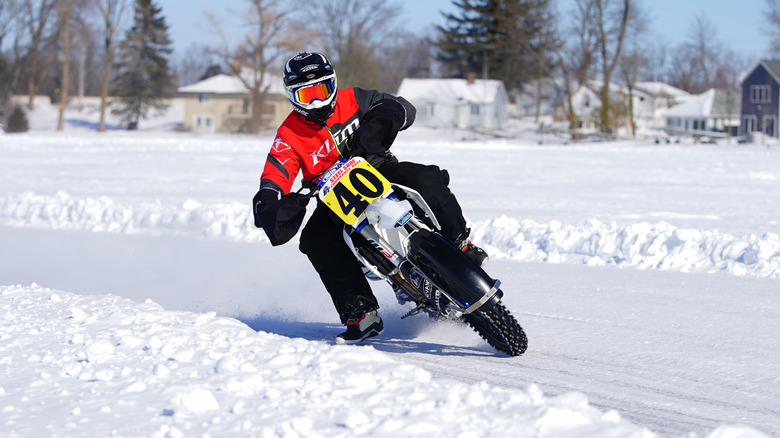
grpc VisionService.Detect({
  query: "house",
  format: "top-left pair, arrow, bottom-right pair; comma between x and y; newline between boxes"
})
553,81 -> 689,135
552,82 -> 601,132
740,60 -> 780,138
177,72 -> 288,133
664,88 -> 741,137
634,81 -> 691,123
396,77 -> 508,131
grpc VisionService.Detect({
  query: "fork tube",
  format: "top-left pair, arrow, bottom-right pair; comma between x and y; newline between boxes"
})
357,226 -> 405,269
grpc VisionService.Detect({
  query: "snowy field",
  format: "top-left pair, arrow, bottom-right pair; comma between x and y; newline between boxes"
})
0,101 -> 778,437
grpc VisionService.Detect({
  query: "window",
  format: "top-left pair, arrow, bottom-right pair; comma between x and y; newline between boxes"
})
764,115 -> 777,137
198,94 -> 210,104
470,104 -> 480,115
750,85 -> 771,103
743,115 -> 757,133
417,105 -> 434,117
193,115 -> 215,133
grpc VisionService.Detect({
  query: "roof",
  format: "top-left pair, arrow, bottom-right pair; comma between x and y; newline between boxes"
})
739,59 -> 780,85
177,71 -> 282,95
397,78 -> 506,105
759,60 -> 780,83
634,81 -> 690,98
710,88 -> 741,117
664,88 -> 740,118
178,74 -> 247,94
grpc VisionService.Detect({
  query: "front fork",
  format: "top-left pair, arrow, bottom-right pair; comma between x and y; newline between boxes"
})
346,218 -> 428,304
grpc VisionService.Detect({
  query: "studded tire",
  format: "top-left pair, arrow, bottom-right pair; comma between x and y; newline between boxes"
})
464,302 -> 528,356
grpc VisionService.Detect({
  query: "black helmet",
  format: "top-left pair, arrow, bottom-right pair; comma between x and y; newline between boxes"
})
283,52 -> 338,124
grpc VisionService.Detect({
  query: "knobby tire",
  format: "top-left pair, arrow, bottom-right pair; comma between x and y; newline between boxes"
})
464,303 -> 528,356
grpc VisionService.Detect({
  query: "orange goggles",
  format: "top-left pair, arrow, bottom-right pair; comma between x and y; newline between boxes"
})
294,81 -> 335,105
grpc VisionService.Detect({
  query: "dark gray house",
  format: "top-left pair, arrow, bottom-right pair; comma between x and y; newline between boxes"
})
740,60 -> 780,138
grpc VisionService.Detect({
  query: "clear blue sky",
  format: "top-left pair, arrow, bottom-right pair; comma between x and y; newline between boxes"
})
163,0 -> 770,63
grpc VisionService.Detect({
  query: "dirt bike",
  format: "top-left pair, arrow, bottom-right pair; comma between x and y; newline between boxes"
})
302,156 -> 527,356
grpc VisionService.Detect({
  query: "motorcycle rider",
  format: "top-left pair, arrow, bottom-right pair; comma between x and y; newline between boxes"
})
253,52 -> 488,344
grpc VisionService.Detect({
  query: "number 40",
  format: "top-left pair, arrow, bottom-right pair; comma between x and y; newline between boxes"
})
332,167 -> 385,218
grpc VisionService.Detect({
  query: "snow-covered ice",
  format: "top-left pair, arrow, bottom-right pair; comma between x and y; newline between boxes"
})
0,101 -> 778,437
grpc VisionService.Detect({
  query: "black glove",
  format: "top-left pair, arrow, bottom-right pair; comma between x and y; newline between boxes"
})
347,99 -> 408,157
253,190 -> 310,246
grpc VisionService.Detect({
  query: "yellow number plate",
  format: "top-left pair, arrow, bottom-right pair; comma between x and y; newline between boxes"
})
320,158 -> 391,225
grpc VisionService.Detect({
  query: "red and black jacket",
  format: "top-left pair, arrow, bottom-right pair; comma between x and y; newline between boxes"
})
259,87 -> 413,196
253,87 -> 415,245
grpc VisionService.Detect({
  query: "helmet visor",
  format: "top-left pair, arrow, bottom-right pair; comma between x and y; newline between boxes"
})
293,80 -> 336,105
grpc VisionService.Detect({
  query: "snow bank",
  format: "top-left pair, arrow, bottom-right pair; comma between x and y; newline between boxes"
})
0,191 -> 263,241
472,216 -> 780,278
0,283 -> 662,437
2,191 -> 779,279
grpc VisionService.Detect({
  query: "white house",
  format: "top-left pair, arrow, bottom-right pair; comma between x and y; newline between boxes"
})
634,82 -> 691,122
556,83 -> 601,132
554,80 -> 690,134
177,72 -> 287,133
664,88 -> 741,137
396,77 -> 508,131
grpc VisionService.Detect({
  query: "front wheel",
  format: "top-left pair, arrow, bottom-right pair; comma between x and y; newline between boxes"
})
464,302 -> 527,356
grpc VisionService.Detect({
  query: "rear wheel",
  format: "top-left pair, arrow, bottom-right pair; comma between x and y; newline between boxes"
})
464,303 -> 527,356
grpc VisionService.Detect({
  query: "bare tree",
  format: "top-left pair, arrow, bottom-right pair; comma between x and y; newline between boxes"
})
303,0 -> 402,90
555,0 -> 599,136
528,1 -> 558,124
21,0 -> 59,110
618,2 -> 648,137
57,0 -> 74,130
713,49 -> 749,143
765,0 -> 780,55
0,0 -> 22,119
0,1 -> 18,48
96,0 -> 129,132
665,14 -> 723,94
665,45 -> 698,92
618,48 -> 640,136
206,0 -> 299,133
376,32 -> 433,92
590,0 -> 631,135
175,43 -> 221,86
639,41 -> 668,82
52,0 -> 92,129
71,7 -> 95,103
686,14 -> 718,90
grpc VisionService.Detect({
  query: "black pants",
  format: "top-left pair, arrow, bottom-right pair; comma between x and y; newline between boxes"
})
298,160 -> 468,324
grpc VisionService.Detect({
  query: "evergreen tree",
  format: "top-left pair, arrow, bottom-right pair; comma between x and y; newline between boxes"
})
436,1 -> 492,79
6,105 -> 29,133
435,0 -> 554,94
110,0 -> 173,129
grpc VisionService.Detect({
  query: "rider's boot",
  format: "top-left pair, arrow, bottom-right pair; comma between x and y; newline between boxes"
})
336,310 -> 384,344
454,228 -> 489,267
459,240 -> 489,267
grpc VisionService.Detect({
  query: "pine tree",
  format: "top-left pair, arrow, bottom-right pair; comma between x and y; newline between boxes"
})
436,0 -> 554,93
436,0 -> 493,79
110,0 -> 173,129
5,106 -> 30,133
